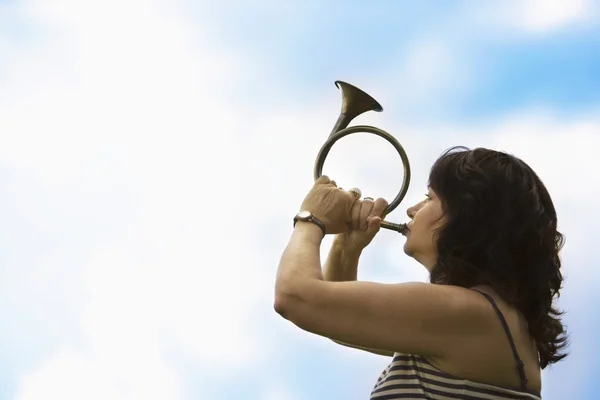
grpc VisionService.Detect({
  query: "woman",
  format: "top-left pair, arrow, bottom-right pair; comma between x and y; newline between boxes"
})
274,146 -> 568,399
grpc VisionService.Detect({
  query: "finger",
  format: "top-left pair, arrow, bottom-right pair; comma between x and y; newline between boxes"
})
351,200 -> 362,230
315,175 -> 331,185
371,197 -> 389,219
360,197 -> 374,230
347,187 -> 362,199
366,216 -> 382,236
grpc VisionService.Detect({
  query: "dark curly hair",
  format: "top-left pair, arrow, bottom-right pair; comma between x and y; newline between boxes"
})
427,146 -> 568,369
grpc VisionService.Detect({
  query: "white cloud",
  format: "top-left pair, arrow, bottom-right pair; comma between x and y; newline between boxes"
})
361,36 -> 476,119
396,38 -> 472,104
0,0 -> 240,187
262,385 -> 299,400
2,1 -> 599,399
510,0 -> 593,33
14,349 -> 184,400
1,1 -> 271,399
470,0 -> 597,35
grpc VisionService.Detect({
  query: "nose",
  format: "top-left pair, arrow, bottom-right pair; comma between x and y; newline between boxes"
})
406,203 -> 418,219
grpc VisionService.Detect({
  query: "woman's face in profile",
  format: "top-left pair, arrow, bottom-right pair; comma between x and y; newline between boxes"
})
403,188 -> 445,270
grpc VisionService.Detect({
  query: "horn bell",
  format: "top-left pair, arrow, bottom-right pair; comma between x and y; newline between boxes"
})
335,80 -> 383,117
330,81 -> 383,136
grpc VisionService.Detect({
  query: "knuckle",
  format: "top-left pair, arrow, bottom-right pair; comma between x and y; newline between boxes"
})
317,175 -> 330,184
376,198 -> 389,208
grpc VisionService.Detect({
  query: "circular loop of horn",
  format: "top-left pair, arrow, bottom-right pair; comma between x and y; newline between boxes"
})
313,125 -> 411,216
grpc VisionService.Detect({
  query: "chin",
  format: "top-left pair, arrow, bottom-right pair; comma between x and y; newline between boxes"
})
403,240 -> 414,257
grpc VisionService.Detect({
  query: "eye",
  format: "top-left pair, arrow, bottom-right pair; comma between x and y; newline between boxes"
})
424,193 -> 431,200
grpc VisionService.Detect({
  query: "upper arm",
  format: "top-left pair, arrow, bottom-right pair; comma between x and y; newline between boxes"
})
332,339 -> 395,357
276,280 -> 487,359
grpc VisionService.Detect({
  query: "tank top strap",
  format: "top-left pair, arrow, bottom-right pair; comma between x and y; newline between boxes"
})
471,289 -> 529,391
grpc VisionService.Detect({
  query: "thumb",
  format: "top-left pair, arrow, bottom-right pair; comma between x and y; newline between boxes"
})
366,216 -> 382,236
315,175 -> 332,186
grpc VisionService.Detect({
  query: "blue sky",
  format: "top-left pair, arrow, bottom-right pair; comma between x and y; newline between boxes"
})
1,1 -> 599,399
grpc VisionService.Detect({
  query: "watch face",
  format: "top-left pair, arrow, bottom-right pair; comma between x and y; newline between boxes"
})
297,210 -> 312,219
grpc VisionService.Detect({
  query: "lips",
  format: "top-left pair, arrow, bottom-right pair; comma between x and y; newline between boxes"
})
400,224 -> 411,237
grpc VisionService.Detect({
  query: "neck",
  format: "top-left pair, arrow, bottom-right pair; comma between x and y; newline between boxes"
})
414,253 -> 437,272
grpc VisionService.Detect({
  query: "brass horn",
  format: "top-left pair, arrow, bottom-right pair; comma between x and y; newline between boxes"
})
313,81 -> 410,235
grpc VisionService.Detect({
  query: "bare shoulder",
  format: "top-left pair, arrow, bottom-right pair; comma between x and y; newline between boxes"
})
276,280 -> 496,359
428,287 -> 542,391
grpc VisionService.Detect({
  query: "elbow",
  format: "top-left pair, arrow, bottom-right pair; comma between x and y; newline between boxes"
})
274,282 -> 304,321
274,277 -> 298,319
274,293 -> 292,319
274,279 -> 319,324
274,292 -> 310,329
274,287 -> 322,335
273,282 -> 298,320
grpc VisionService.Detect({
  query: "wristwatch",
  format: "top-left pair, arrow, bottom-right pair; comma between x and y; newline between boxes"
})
293,211 -> 326,237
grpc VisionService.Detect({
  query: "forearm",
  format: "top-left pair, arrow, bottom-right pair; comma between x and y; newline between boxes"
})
316,237 -> 394,357
275,224 -> 392,357
323,237 -> 361,282
275,222 -> 324,302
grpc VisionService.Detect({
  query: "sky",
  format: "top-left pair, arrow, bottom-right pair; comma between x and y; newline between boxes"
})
0,1 -> 599,399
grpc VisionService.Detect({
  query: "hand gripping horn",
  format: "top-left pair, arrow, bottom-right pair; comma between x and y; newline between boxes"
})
313,81 -> 410,235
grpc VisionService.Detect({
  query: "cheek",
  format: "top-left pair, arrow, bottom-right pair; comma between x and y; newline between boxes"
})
415,210 -> 435,229
422,205 -> 444,228
412,210 -> 441,244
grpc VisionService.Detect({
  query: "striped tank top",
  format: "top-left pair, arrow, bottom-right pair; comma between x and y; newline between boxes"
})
370,290 -> 542,400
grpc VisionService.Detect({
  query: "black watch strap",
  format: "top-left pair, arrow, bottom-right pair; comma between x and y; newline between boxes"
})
293,213 -> 326,237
